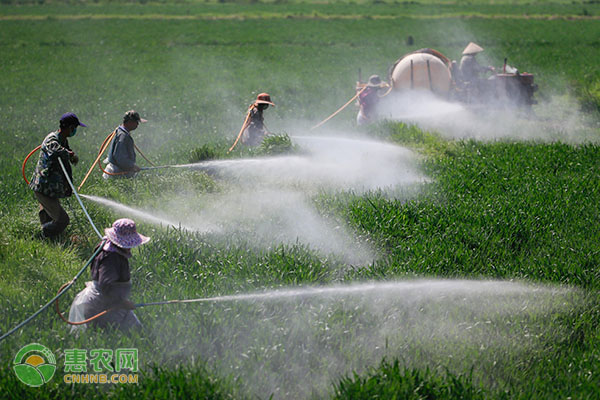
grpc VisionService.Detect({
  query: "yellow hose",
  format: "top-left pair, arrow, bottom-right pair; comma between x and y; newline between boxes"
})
78,131 -> 116,191
311,87 -> 367,130
228,109 -> 252,153
134,143 -> 155,166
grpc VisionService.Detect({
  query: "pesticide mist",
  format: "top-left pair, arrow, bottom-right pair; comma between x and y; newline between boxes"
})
379,90 -> 597,143
142,279 -> 580,399
85,135 -> 427,264
80,127 -> 587,399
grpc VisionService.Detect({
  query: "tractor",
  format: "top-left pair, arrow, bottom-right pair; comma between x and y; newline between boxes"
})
358,47 -> 537,110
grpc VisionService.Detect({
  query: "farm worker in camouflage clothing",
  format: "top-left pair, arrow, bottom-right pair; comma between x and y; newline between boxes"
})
357,75 -> 386,126
459,42 -> 495,84
29,112 -> 85,238
69,218 -> 150,333
103,110 -> 147,179
241,93 -> 274,146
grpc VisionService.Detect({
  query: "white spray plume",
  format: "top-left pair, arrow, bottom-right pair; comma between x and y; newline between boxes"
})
84,136 -> 428,263
377,86 -> 596,143
147,279 -> 579,399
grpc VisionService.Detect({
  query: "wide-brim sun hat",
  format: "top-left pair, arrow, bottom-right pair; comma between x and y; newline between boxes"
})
462,42 -> 484,55
105,218 -> 150,249
255,92 -> 275,106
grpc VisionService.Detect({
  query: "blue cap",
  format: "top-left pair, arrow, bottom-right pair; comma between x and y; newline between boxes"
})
60,112 -> 87,127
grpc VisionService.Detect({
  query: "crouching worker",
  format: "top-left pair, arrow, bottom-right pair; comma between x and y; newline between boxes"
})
103,110 -> 147,179
69,218 -> 150,333
30,112 -> 85,238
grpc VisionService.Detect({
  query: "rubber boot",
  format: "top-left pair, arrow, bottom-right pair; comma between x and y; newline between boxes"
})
39,209 -> 52,225
41,213 -> 70,238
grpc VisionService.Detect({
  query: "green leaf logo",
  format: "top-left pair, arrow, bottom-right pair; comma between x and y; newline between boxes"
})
13,343 -> 56,387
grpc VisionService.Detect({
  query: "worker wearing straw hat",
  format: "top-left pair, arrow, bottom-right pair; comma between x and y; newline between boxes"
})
241,93 -> 274,146
103,110 -> 147,179
30,112 -> 85,238
459,42 -> 495,84
357,75 -> 386,126
68,218 -> 150,332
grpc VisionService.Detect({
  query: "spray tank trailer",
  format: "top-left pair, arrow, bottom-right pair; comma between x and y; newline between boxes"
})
361,48 -> 537,110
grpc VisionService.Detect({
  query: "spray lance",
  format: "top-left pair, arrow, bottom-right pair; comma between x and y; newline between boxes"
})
309,69 -> 366,130
78,130 -> 158,190
310,67 -> 391,130
311,86 -> 367,130
78,130 -> 118,190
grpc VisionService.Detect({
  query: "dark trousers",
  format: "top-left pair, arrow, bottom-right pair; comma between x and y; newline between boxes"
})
34,191 -> 70,238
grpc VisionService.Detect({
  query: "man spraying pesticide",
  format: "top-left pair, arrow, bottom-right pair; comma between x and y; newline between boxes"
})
28,112 -> 86,238
103,110 -> 149,179
78,110 -> 156,190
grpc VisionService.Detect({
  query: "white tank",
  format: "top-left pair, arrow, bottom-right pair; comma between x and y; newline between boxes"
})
390,52 -> 452,95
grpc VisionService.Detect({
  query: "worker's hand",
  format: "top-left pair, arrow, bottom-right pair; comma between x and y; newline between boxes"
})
133,165 -> 142,173
121,300 -> 136,310
68,151 -> 79,165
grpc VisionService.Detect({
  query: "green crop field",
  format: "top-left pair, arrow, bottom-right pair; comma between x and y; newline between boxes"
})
1,1 -> 600,399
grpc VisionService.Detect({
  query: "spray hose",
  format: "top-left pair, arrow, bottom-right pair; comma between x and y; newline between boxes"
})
21,145 -> 41,185
96,160 -> 132,177
311,87 -> 366,130
0,240 -> 106,342
54,281 -> 115,325
78,131 -> 116,190
1,146 -> 163,337
134,143 -> 155,166
58,157 -> 103,238
54,293 -> 238,327
228,109 -> 252,153
378,83 -> 393,98
79,130 -> 157,190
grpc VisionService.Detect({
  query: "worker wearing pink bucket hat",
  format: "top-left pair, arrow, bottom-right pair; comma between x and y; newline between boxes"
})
105,218 -> 150,248
68,218 -> 150,333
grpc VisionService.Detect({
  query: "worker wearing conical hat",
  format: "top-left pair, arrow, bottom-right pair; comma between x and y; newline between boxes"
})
357,75 -> 387,126
459,42 -> 495,83
241,93 -> 274,146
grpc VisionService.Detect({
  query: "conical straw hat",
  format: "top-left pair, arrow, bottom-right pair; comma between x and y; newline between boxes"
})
462,42 -> 484,55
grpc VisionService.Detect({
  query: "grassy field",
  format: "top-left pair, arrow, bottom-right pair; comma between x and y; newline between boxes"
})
1,1 -> 600,399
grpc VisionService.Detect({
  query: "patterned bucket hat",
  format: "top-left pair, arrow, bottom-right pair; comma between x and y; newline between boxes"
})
105,218 -> 150,249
